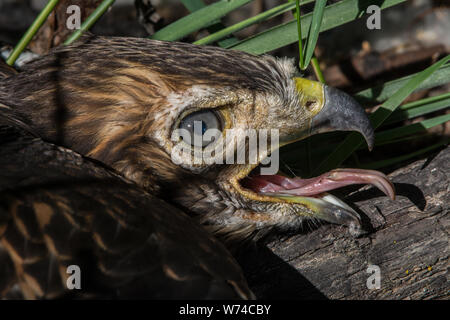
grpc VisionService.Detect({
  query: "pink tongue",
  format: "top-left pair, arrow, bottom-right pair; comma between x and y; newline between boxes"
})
241,168 -> 395,200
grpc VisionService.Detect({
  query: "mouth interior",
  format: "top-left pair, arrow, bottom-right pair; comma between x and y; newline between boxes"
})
240,165 -> 395,200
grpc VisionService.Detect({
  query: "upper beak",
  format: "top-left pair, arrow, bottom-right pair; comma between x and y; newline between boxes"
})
294,78 -> 374,151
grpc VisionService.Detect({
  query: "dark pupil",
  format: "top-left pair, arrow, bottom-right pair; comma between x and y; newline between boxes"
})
201,121 -> 207,134
193,120 -> 207,135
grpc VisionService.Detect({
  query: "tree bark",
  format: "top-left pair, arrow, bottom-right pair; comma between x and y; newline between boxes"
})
238,147 -> 449,300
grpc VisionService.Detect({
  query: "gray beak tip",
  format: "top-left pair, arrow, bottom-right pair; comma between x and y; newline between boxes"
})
312,86 -> 375,151
364,129 -> 375,152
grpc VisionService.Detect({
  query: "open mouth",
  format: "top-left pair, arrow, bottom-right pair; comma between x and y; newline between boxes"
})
236,163 -> 396,235
233,82 -> 396,205
228,78 -> 394,235
240,166 -> 395,200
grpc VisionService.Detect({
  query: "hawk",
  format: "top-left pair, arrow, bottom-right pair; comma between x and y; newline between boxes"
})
0,35 -> 395,299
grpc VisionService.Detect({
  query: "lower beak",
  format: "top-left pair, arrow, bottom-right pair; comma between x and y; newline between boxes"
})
277,193 -> 365,237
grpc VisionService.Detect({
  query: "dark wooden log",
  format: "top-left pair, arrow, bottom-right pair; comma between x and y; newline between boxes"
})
238,147 -> 449,300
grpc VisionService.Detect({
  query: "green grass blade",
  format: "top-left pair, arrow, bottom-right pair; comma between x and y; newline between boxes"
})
384,93 -> 450,125
355,64 -> 450,104
397,92 -> 450,111
229,0 -> 406,54
370,56 -> 450,130
64,0 -> 115,45
6,0 -> 60,65
375,113 -> 450,144
181,0 -> 238,47
311,55 -> 450,175
194,1 -> 309,45
295,0 -> 304,69
369,135 -> 424,147
302,0 -> 326,69
360,138 -> 449,170
151,0 -> 253,41
181,0 -> 208,12
311,56 -> 326,83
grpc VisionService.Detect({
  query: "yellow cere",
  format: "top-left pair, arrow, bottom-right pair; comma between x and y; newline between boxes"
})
293,77 -> 325,116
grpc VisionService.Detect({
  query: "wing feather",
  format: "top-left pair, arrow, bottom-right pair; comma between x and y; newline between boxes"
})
0,124 -> 253,299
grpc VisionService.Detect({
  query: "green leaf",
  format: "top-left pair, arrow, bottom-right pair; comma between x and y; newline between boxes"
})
311,54 -> 450,175
181,0 -> 208,12
370,56 -> 450,130
355,64 -> 450,105
181,0 -> 238,47
229,0 -> 407,54
194,1 -> 316,45
295,0 -> 304,69
302,0 -> 327,69
311,56 -> 326,83
384,92 -> 450,125
6,0 -> 60,65
151,0 -> 253,41
398,91 -> 450,111
360,138 -> 449,170
375,113 -> 450,145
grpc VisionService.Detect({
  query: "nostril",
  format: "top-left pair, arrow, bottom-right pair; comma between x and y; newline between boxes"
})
304,100 -> 315,110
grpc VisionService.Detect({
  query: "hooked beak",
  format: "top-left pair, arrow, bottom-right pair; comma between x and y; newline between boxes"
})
238,78 -> 393,236
294,78 -> 374,150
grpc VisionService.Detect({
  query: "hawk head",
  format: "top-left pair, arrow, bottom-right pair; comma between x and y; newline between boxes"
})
0,36 -> 394,242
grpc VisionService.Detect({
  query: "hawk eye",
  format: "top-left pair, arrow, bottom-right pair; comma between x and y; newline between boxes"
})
179,110 -> 222,147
